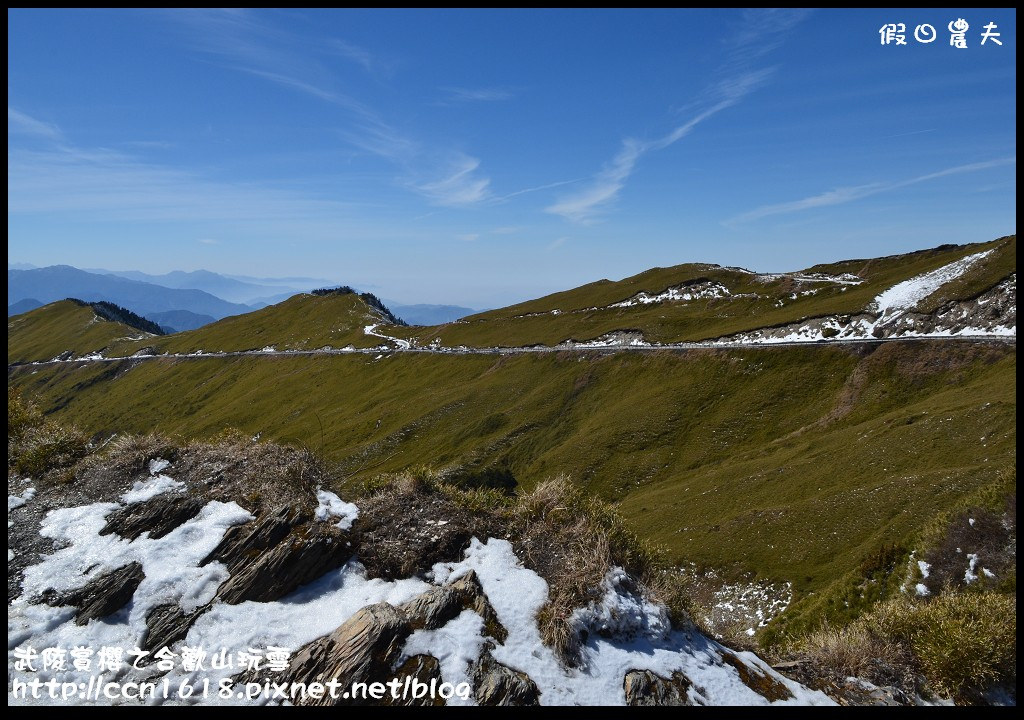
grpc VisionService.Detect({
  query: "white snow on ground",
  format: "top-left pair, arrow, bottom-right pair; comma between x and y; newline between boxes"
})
915,583 -> 930,597
121,475 -> 186,504
428,538 -> 833,706
917,560 -> 930,579
789,273 -> 863,285
964,553 -> 980,584
577,338 -> 651,349
314,489 -> 360,530
610,282 -> 730,308
8,487 -> 37,512
710,252 -> 1013,346
9,500 -> 834,706
149,459 -> 171,475
872,249 -> 993,319
703,578 -> 792,635
401,610 -> 486,706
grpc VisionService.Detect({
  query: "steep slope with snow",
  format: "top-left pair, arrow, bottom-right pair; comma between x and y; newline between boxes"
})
390,235 -> 1014,348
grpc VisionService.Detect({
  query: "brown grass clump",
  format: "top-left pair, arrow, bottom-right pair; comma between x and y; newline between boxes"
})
8,386 -> 89,483
870,591 -> 1016,701
792,591 -> 1016,702
510,476 -> 664,666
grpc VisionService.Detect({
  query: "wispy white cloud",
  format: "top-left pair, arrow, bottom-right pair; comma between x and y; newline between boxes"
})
328,39 -> 377,74
415,154 -> 491,207
339,120 -> 418,162
7,142 -> 355,224
492,178 -> 583,203
439,86 -> 514,103
546,10 -> 808,224
169,10 -> 495,209
170,9 -> 374,117
546,100 -> 745,223
8,107 -> 63,140
727,157 -> 1017,224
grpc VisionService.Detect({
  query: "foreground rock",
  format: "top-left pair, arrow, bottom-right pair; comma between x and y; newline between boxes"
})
100,495 -> 204,540
623,669 -> 695,706
276,602 -> 413,706
398,570 -> 507,642
214,520 -> 354,604
473,647 -> 542,706
39,562 -> 144,625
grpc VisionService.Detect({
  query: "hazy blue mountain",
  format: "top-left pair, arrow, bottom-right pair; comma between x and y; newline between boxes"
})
8,298 -> 44,316
143,309 -> 217,333
386,303 -> 476,325
7,262 -> 37,271
83,268 -> 303,305
8,266 -> 253,320
224,273 -> 335,287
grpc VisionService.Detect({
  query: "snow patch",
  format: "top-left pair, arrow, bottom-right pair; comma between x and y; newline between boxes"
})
314,490 -> 360,531
610,281 -> 730,308
8,487 -> 36,512
872,249 -> 993,319
121,475 -> 186,504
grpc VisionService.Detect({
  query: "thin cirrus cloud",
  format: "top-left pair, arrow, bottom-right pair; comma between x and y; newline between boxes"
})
8,107 -> 63,140
545,100 -> 739,223
415,154 -> 491,207
439,86 -> 514,103
169,9 -> 497,210
7,111 -> 356,225
546,9 -> 809,224
727,157 -> 1017,224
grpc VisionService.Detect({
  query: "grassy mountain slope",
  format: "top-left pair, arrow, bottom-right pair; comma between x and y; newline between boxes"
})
9,341 -> 1015,622
7,300 -> 156,365
140,291 -> 395,354
387,236 -> 1014,347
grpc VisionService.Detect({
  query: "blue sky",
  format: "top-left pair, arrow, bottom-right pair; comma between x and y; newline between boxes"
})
7,9 -> 1017,307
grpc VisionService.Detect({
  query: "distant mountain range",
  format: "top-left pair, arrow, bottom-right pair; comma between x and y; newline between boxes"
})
380,302 -> 477,326
81,268 -> 305,306
7,265 -> 478,330
8,266 -> 253,323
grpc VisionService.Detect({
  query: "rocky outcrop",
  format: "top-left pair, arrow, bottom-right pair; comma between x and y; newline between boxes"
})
623,669 -> 695,706
201,505 -> 311,574
39,562 -> 144,625
356,491 -> 494,580
143,603 -> 211,652
214,520 -> 354,604
398,570 -> 507,642
100,495 -> 204,540
721,651 -> 793,702
472,647 -> 541,706
385,655 -> 445,707
277,602 -> 413,706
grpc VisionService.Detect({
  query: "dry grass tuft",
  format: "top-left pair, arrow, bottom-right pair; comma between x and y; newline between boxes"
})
510,476 -> 665,666
8,386 -> 89,483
